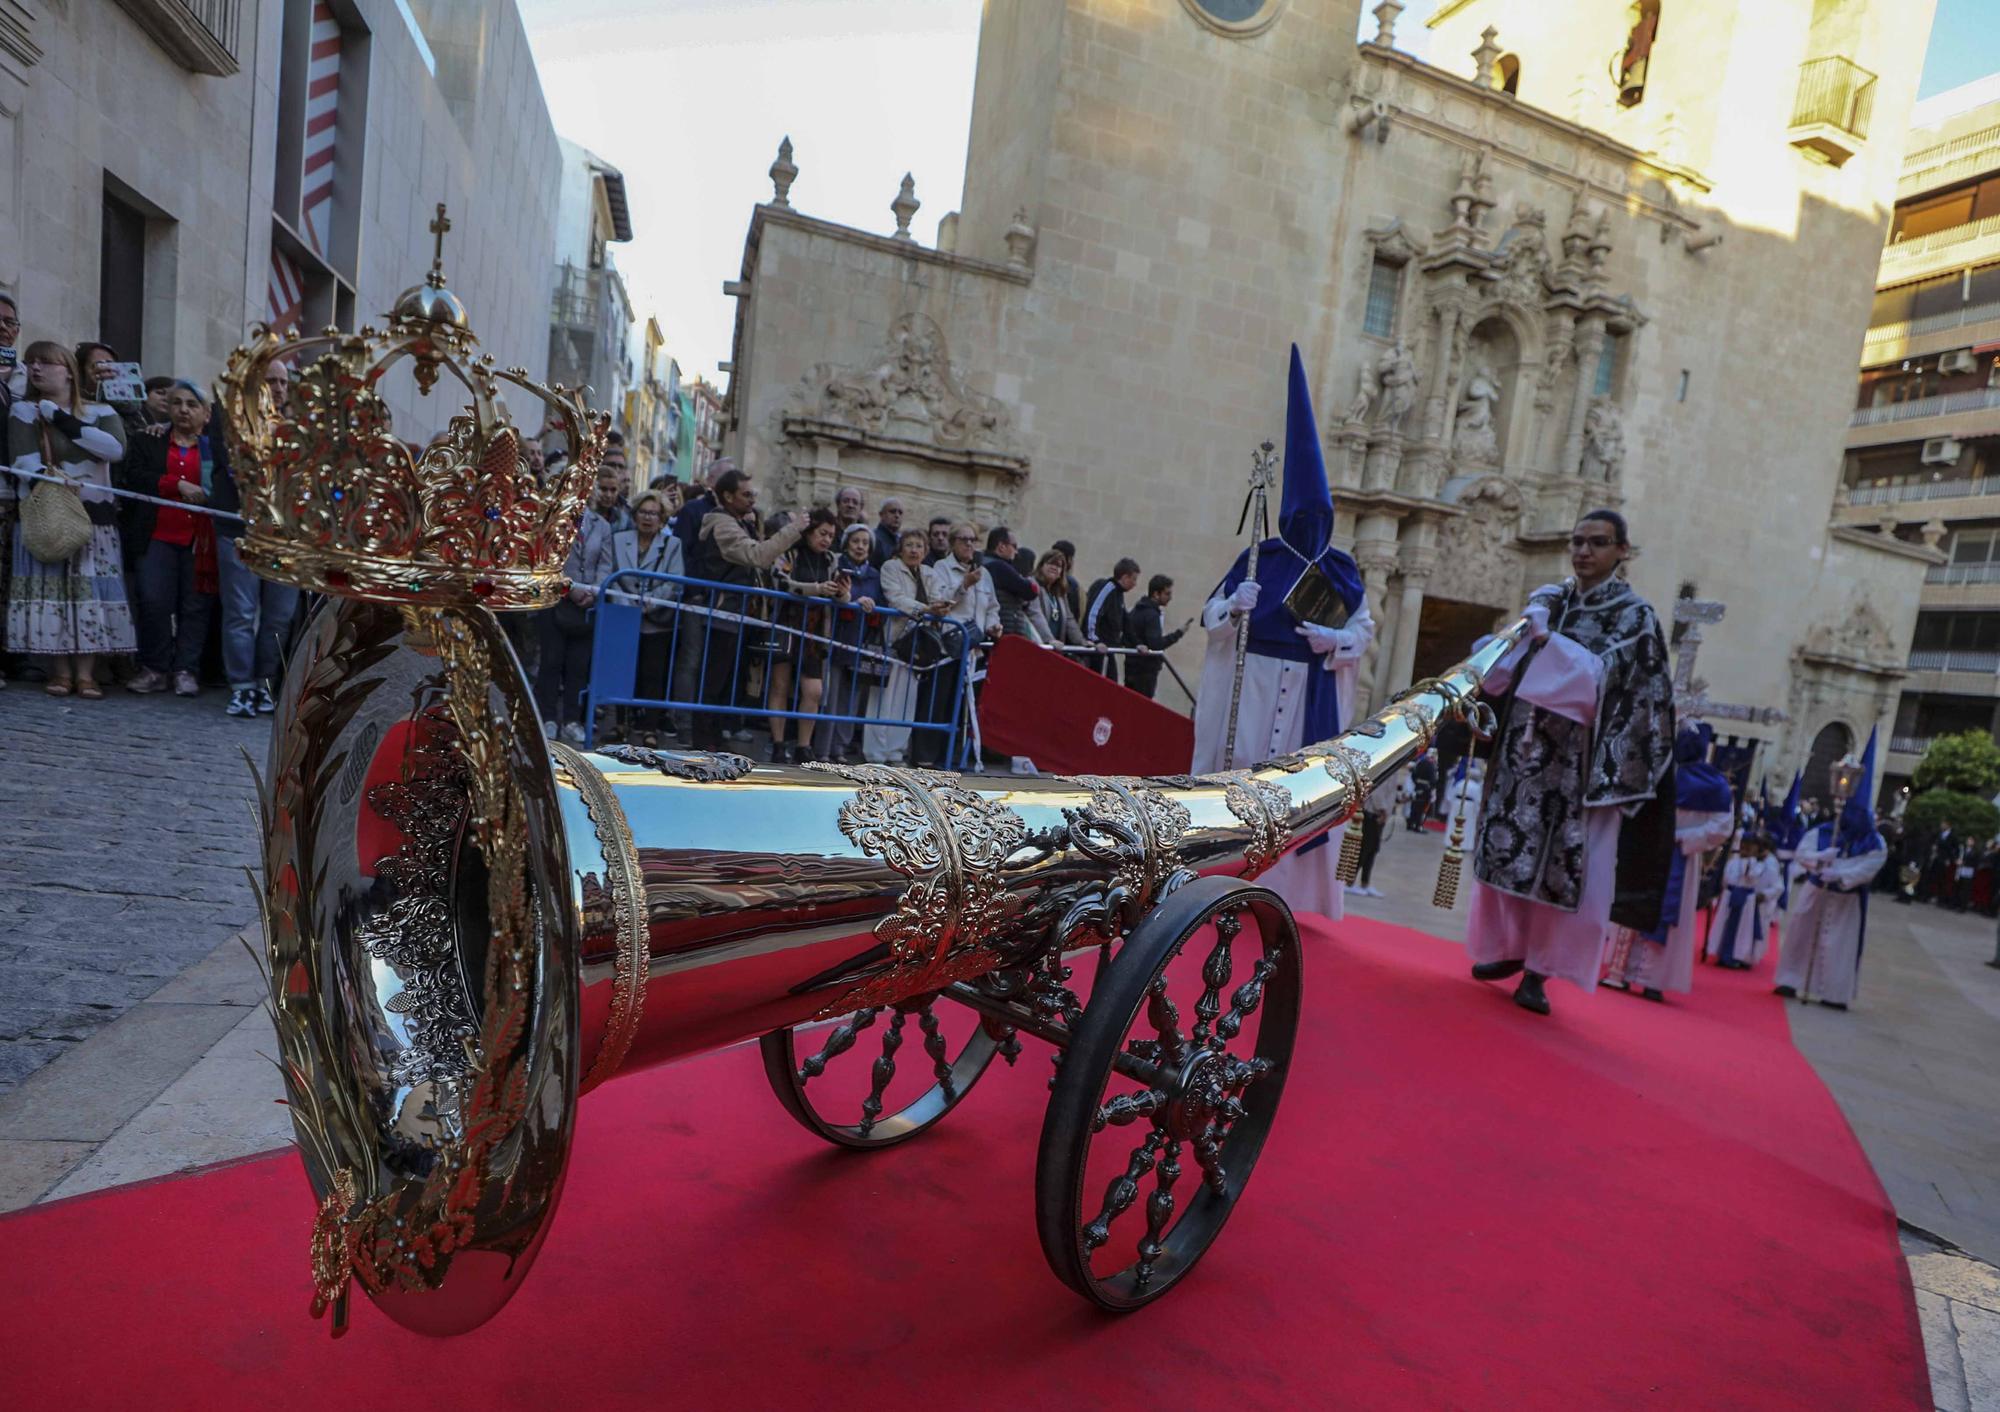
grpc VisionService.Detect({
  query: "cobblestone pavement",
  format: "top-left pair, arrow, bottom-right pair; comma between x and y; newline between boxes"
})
0,680 -> 266,1093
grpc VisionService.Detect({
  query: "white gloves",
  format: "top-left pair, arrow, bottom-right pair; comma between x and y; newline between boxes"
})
1523,603 -> 1550,642
1295,623 -> 1344,655
1228,579 -> 1260,613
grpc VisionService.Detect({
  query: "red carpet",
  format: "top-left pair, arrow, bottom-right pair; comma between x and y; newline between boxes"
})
1,917 -> 1927,1411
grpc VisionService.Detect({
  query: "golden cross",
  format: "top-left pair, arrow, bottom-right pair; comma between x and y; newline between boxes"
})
428,202 -> 452,284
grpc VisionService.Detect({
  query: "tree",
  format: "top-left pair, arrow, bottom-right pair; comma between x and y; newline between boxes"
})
1911,731 -> 2000,797
1903,789 -> 2000,842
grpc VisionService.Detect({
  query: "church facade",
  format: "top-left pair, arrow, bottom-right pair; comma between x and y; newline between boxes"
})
721,0 -> 1941,790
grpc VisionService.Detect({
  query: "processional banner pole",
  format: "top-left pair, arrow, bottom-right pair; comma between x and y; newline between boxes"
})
1222,439 -> 1278,771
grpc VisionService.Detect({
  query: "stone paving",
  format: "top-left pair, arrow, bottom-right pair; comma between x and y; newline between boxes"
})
0,682 -> 266,1092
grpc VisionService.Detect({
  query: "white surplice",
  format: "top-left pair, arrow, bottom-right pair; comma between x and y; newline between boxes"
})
1190,594 -> 1375,921
1774,830 -> 1888,1006
1706,854 -> 1783,966
1464,632 -> 1622,992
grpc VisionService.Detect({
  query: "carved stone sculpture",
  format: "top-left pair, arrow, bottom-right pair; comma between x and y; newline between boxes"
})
1452,359 -> 1502,461
787,313 -> 1020,456
1373,343 -> 1419,429
1579,397 -> 1626,481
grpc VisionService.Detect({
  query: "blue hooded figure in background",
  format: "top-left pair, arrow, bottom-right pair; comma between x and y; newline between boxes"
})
1774,729 -> 1889,1009
1191,344 -> 1378,921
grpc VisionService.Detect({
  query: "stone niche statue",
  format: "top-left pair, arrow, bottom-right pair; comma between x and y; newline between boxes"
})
1452,358 -> 1502,462
1373,342 -> 1418,430
1580,397 -> 1626,481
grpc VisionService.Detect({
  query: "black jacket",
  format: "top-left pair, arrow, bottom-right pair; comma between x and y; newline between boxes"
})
1123,598 -> 1184,695
118,419 -> 233,563
1082,577 -> 1129,650
984,552 -> 1041,638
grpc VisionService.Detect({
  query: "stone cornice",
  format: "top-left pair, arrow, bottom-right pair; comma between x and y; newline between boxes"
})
781,415 -> 1030,479
0,1 -> 43,75
1829,524 -> 1947,565
749,205 -> 1033,287
1797,647 -> 1908,681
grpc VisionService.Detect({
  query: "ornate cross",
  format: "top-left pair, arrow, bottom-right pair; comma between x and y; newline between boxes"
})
1673,597 -> 1786,725
427,202 -> 453,286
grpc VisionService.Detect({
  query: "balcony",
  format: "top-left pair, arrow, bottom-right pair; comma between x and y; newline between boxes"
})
1861,301 -> 2000,364
1899,121 -> 2000,201
1880,211 -> 2000,283
1845,474 -> 1998,507
112,0 -> 242,76
1850,385 -> 2000,428
551,263 -> 604,331
1922,563 -> 2000,609
1905,648 -> 2000,696
1789,56 -> 1876,166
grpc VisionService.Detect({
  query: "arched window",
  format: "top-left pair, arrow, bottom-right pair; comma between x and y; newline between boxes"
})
1806,722 -> 1854,808
1495,54 -> 1521,97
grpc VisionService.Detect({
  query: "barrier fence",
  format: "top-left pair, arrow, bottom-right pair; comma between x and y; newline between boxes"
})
584,568 -> 980,768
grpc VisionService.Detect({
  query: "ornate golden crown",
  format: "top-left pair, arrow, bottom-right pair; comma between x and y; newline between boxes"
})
219,204 -> 609,609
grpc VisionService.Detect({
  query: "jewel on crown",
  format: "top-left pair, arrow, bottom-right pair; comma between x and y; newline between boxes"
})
217,202 -> 609,609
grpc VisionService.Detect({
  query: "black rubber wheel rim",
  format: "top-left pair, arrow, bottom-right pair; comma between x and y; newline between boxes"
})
759,992 -> 1002,1150
1035,874 -> 1301,1310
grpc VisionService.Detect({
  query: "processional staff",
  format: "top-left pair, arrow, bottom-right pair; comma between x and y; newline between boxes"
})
1222,439 -> 1279,771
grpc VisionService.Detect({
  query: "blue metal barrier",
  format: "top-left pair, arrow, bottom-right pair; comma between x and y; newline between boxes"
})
582,568 -> 977,767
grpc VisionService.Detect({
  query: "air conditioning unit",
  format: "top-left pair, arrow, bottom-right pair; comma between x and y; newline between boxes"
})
1939,348 -> 1980,375
1922,437 -> 1964,465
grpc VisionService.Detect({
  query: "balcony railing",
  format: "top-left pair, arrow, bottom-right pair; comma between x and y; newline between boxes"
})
1899,121 -> 2000,199
1882,210 -> 2000,268
1908,649 -> 2000,673
1846,476 -> 1995,506
1791,55 -> 1876,143
1889,735 -> 1934,756
112,0 -> 242,76
550,263 -> 604,331
1863,300 -> 2000,350
1926,560 -> 2000,584
1850,385 -> 2000,427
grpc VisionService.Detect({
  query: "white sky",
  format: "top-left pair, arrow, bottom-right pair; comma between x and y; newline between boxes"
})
515,0 -> 985,385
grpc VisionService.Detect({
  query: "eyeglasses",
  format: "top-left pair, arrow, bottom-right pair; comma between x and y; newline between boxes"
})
0,316 -> 19,330
951,534 -> 976,543
1570,535 -> 1616,550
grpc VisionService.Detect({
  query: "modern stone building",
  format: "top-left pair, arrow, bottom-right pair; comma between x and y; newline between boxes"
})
721,0 -> 1942,788
1836,77 -> 2000,794
2,0 -> 564,434
547,136 -> 635,442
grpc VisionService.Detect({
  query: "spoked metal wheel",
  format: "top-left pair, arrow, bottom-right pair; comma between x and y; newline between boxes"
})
760,991 -> 1013,1149
1036,875 -> 1301,1310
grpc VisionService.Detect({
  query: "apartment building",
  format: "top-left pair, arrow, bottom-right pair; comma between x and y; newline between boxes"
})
1840,76 -> 2000,788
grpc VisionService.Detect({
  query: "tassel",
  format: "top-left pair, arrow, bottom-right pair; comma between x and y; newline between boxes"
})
1434,763 -> 1475,909
1337,820 -> 1364,884
1433,842 -> 1462,909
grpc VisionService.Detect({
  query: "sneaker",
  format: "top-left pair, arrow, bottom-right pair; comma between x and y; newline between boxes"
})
126,668 -> 167,695
560,721 -> 587,745
226,688 -> 259,718
255,684 -> 277,715
173,671 -> 199,697
543,720 -> 559,739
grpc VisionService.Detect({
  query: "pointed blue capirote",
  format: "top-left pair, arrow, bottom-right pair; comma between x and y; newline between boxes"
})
1279,343 -> 1333,557
1838,727 -> 1878,846
1783,769 -> 1802,823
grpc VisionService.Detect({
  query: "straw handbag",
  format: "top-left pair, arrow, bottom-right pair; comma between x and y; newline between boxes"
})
20,422 -> 92,564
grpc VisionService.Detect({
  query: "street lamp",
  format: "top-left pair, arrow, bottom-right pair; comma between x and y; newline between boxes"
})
1830,754 -> 1862,805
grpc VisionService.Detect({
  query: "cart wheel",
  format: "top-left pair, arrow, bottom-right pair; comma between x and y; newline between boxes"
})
1036,874 -> 1301,1310
760,991 -> 1009,1150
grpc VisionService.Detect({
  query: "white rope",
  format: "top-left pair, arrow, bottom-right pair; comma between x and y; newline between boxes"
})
5,464 -> 246,523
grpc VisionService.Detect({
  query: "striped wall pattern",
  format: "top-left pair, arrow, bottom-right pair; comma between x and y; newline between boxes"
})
302,1 -> 342,258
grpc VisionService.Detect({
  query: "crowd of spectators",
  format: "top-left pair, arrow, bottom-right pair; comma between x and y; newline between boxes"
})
0,293 -> 1196,758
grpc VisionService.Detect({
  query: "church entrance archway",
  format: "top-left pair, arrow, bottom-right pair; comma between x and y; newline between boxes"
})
1413,596 -> 1507,683
1805,722 -> 1853,812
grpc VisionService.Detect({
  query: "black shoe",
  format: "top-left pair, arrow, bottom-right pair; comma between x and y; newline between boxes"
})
1818,1000 -> 1848,1011
767,740 -> 791,765
1471,958 -> 1526,983
1640,987 -> 1665,1004
1773,985 -> 1797,998
1513,971 -> 1551,1015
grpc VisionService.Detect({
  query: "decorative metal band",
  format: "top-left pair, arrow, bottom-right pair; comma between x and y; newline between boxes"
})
1062,773 -> 1193,907
807,762 -> 1027,1015
595,741 -> 755,782
551,743 -> 651,1090
1217,771 -> 1294,877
